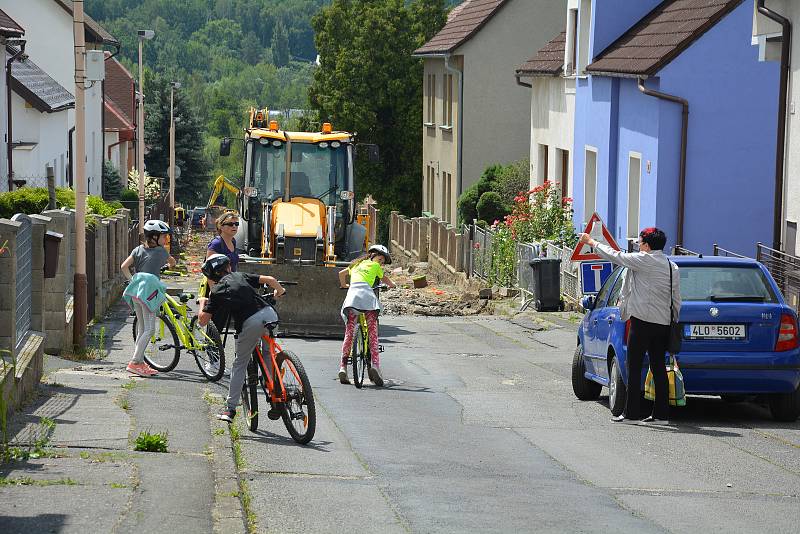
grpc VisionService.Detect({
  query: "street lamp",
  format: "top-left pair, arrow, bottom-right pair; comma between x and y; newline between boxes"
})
169,81 -> 181,228
137,29 -> 154,235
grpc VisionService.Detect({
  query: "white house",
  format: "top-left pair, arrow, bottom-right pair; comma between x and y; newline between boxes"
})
8,45 -> 74,187
0,0 -> 118,196
751,1 -> 800,259
413,0 -> 565,225
516,25 -> 575,200
0,8 -> 24,192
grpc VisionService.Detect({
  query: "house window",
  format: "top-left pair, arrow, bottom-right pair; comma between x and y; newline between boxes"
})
538,144 -> 549,185
577,0 -> 592,74
565,8 -> 578,75
443,74 -> 453,127
557,148 -> 569,198
426,74 -> 436,125
425,165 -> 435,212
584,147 -> 597,224
627,153 -> 642,239
786,221 -> 797,257
444,172 -> 453,223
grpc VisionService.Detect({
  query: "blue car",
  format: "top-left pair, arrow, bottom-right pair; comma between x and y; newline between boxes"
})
572,256 -> 800,421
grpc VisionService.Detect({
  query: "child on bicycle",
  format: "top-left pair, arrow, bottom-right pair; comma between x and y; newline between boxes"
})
121,220 -> 176,377
338,244 -> 396,386
197,254 -> 285,422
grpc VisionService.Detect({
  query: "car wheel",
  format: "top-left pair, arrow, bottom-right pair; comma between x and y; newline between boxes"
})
572,344 -> 601,401
768,385 -> 800,422
608,356 -> 627,417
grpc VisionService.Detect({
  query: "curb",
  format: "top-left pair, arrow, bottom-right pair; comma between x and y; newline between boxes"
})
208,393 -> 247,534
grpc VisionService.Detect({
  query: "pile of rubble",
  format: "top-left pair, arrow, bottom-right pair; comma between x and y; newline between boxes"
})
381,263 -> 490,317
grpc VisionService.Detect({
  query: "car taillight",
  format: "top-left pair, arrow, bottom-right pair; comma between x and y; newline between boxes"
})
775,314 -> 799,351
624,319 -> 631,346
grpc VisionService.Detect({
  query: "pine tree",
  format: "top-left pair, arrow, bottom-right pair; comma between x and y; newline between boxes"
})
144,74 -> 211,206
272,19 -> 290,67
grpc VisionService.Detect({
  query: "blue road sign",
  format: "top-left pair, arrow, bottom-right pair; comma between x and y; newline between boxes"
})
580,261 -> 614,294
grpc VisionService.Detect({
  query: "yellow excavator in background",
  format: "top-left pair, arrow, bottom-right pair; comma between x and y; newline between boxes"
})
218,108 -> 380,337
204,175 -> 240,228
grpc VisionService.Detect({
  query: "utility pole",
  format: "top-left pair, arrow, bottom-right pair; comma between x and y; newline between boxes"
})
137,29 -> 154,235
169,81 -> 180,228
72,0 -> 87,349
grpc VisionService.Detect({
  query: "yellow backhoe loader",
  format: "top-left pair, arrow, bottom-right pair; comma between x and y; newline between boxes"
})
204,175 -> 240,228
218,109 -> 379,337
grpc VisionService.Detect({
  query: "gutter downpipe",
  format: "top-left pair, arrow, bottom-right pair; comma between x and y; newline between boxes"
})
444,54 -> 464,200
757,0 -> 791,251
638,77 -> 688,247
6,40 -> 25,191
68,126 -> 75,188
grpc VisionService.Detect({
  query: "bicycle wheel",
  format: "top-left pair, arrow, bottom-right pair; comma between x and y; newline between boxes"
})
133,313 -> 180,372
241,358 -> 259,432
351,326 -> 368,389
277,350 -> 316,444
189,317 -> 226,382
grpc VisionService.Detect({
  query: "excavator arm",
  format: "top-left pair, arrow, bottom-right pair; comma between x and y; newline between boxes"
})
206,175 -> 240,209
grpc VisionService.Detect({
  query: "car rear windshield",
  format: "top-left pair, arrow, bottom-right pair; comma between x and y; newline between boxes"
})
679,266 -> 778,303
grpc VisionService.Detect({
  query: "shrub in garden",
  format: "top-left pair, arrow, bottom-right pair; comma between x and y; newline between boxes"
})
476,191 -> 509,224
102,161 -> 122,201
457,164 -> 504,224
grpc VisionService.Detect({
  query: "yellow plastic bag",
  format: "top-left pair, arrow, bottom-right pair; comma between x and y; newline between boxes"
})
644,355 -> 686,407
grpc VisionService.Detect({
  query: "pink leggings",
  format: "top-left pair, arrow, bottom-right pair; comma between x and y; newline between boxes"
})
342,310 -> 380,367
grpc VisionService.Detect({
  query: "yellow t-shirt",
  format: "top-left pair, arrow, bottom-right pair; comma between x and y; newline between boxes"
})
349,259 -> 384,287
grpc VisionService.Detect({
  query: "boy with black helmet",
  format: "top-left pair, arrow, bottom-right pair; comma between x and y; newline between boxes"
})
121,220 -> 176,377
198,254 -> 285,422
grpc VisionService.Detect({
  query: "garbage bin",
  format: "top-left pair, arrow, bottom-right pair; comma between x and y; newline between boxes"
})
44,230 -> 63,279
528,258 -> 562,311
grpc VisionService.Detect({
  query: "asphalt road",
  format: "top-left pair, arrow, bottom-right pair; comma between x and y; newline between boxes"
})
233,314 -> 800,533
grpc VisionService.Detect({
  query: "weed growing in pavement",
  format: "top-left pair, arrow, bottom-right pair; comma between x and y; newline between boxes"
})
213,428 -> 225,436
0,476 -> 77,487
121,380 -> 137,390
110,482 -> 128,489
95,327 -> 107,359
80,451 -> 90,460
116,397 -> 130,411
226,415 -> 257,533
202,389 -> 223,405
241,478 -> 257,533
133,430 -> 168,453
2,417 -> 57,462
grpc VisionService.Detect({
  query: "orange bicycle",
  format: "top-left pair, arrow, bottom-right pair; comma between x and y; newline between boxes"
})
240,283 -> 316,444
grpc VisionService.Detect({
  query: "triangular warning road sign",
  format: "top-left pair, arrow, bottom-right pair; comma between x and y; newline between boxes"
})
570,212 -> 621,262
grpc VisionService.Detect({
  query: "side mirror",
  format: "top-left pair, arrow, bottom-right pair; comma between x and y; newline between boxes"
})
581,295 -> 596,311
220,138 -> 232,157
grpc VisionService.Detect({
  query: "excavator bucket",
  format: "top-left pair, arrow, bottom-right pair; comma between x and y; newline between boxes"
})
238,261 -> 346,338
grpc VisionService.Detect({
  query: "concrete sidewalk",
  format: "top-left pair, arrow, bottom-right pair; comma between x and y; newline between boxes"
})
0,303 -> 245,534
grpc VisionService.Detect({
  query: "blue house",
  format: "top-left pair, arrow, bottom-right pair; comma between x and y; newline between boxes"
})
571,0 -> 779,255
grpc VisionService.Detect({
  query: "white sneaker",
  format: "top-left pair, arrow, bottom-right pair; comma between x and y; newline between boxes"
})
338,367 -> 350,384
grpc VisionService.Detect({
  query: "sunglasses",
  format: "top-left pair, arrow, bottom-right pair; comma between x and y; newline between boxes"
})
222,222 -> 240,227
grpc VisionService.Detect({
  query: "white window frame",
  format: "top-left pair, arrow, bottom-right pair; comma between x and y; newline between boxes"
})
583,146 -> 598,224
577,0 -> 592,75
627,152 -> 642,239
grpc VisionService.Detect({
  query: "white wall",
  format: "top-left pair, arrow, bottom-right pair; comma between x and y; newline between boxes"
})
10,92 -> 69,185
1,0 -> 105,195
529,76 -> 575,198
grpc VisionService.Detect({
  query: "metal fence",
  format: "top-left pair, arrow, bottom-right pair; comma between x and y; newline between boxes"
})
471,224 -> 494,281
12,214 -> 32,347
712,244 -> 746,258
757,243 -> 800,312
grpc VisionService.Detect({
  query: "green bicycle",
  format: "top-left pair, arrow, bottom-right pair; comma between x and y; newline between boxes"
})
132,292 -> 225,381
347,285 -> 386,389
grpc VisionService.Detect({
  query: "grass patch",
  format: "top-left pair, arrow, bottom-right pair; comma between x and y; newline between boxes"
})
80,451 -> 132,463
115,396 -> 130,411
2,417 -> 56,462
213,428 -> 225,436
202,389 -> 223,405
110,482 -> 128,489
0,476 -> 77,487
227,415 -> 257,533
133,430 -> 168,453
121,380 -> 137,390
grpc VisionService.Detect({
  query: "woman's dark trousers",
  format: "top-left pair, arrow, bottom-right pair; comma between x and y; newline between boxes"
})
626,316 -> 670,420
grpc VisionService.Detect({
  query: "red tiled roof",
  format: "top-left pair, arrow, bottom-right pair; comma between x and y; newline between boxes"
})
52,0 -> 118,44
517,31 -> 566,77
105,98 -> 134,132
104,54 -> 135,125
414,0 -> 509,55
587,0 -> 742,77
0,9 -> 24,37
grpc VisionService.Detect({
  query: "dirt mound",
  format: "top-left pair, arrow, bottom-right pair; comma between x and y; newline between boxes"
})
381,265 -> 488,317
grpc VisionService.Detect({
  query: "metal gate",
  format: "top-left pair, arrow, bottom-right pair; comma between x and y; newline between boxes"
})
12,214 -> 32,346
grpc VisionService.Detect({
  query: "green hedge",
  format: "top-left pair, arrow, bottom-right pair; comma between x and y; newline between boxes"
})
0,187 -> 122,220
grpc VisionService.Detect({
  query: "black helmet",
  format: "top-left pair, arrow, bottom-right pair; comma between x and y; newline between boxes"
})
201,254 -> 231,282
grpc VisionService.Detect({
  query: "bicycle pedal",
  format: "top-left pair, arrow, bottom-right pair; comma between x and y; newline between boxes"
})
378,345 -> 385,353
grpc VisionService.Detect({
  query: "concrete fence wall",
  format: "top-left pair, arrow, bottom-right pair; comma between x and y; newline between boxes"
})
389,211 -> 468,285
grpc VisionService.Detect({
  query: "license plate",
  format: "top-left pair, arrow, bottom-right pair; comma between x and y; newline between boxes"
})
687,324 -> 746,339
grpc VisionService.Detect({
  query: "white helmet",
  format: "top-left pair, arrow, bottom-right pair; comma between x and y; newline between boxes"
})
143,219 -> 170,235
368,244 -> 392,264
